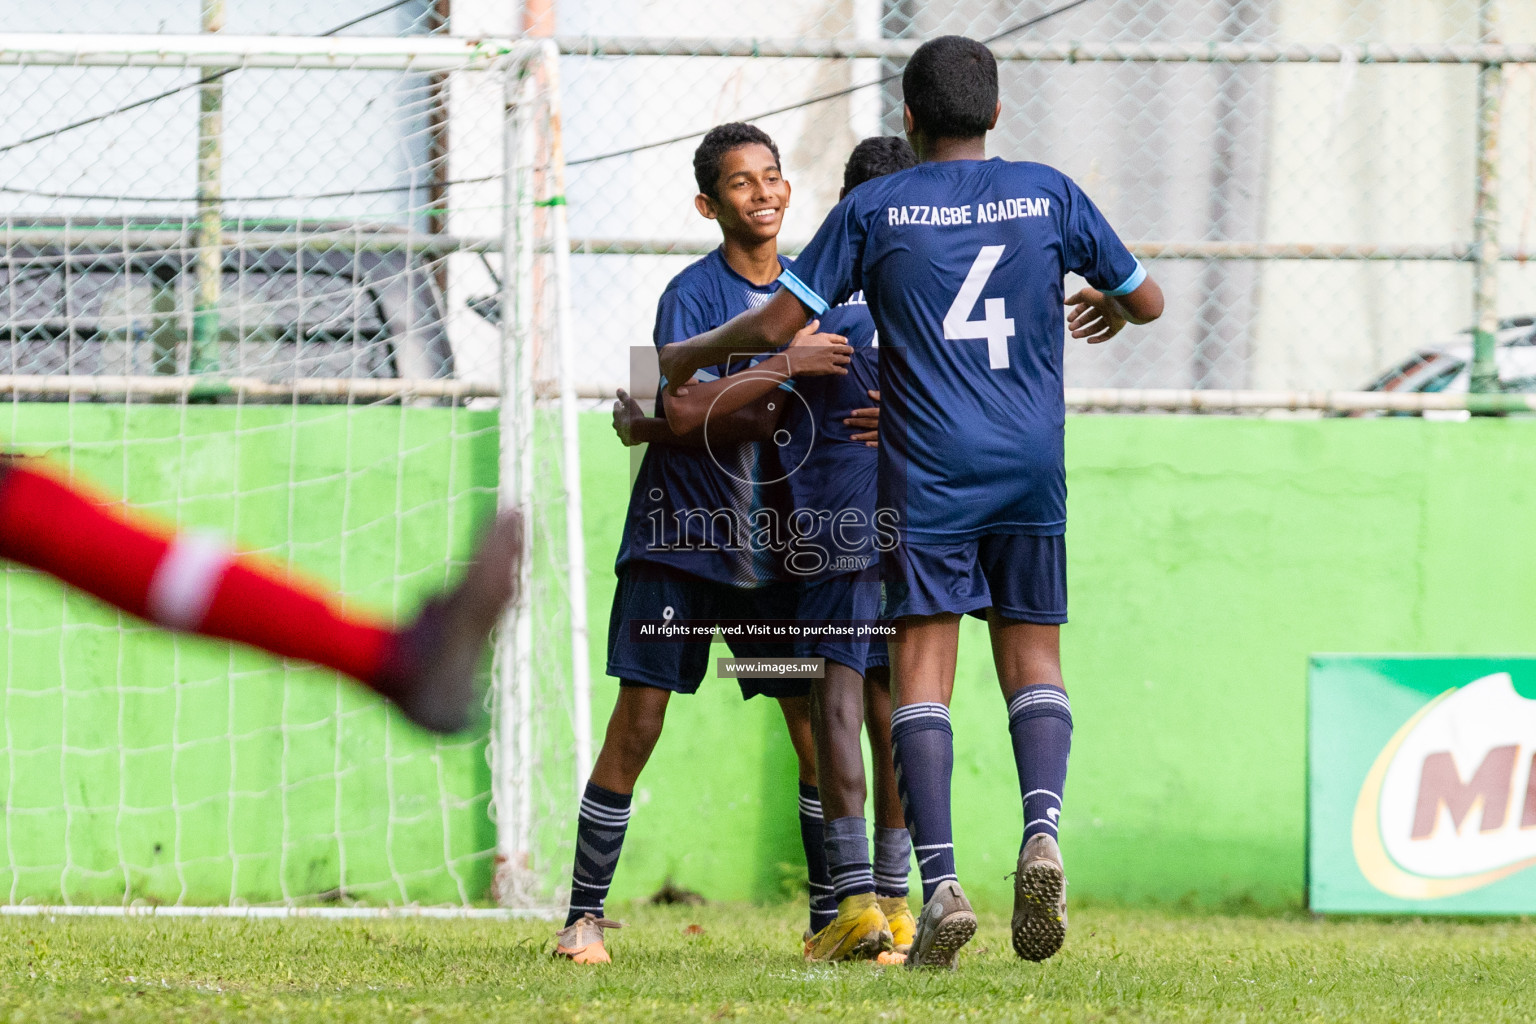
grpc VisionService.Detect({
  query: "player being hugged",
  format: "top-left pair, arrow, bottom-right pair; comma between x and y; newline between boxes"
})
781,136 -> 921,965
553,123 -> 854,965
657,37 -> 1164,969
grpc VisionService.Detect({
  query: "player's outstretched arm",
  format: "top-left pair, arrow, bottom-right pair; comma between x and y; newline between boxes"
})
657,288 -> 812,394
692,391 -> 791,443
611,387 -> 788,447
662,318 -> 849,435
1065,276 -> 1164,344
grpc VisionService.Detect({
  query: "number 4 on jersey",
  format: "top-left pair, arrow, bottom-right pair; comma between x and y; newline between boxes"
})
943,245 -> 1015,369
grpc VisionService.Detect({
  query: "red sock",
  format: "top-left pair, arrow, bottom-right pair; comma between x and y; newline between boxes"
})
198,556 -> 394,683
0,463 -> 396,685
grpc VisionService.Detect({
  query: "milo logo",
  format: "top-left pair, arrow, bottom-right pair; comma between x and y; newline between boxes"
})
1354,673 -> 1536,899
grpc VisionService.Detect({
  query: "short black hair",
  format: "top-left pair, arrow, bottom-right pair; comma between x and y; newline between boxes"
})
693,123 -> 781,198
902,35 -> 999,139
842,136 -> 918,192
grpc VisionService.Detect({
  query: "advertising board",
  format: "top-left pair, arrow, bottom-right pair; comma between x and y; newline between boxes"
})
1310,657 -> 1536,913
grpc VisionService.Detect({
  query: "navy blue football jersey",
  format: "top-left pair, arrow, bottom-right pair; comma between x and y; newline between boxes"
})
778,158 -> 1143,542
616,248 -> 793,586
776,294 -> 881,580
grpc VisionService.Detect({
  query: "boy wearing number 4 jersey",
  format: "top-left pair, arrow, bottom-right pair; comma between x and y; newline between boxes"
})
658,36 -> 1165,969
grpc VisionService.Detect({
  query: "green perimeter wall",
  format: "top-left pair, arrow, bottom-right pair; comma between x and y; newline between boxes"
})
4,408 -> 1536,912
584,415 -> 1536,914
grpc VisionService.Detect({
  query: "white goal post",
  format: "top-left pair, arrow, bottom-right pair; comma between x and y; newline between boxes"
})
495,38 -> 594,910
0,33 -> 589,914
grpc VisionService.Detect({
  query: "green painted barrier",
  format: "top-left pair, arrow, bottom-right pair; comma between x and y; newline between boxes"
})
583,416 -> 1536,914
3,408 -> 1534,914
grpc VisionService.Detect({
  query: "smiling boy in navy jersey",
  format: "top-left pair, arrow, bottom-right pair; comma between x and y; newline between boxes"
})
606,137 -> 921,966
655,38 -> 1165,969
553,123 -> 854,965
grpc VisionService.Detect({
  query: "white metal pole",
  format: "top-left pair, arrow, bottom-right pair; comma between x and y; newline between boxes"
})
1471,0 -> 1503,395
534,40 -> 593,793
191,0 -> 224,375
513,63 -> 538,880
492,54 -> 517,906
492,52 -> 538,908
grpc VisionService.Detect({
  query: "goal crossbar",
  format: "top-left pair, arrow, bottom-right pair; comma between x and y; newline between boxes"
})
0,34 -> 534,71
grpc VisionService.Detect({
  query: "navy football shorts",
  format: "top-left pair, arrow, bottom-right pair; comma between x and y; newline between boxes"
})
881,533 -> 1067,624
606,562 -> 809,699
793,567 -> 882,675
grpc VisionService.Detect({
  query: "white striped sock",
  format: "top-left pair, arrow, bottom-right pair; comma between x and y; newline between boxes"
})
578,799 -> 632,828
1007,687 -> 1071,722
891,701 -> 950,729
146,532 -> 232,630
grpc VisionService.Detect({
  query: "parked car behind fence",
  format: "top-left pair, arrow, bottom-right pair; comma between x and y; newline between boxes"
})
0,220 -> 453,385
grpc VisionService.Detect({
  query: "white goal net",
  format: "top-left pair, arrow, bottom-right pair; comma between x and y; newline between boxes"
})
0,33 -> 588,911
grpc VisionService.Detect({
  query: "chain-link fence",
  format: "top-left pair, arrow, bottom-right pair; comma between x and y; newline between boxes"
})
552,0 -> 1536,401
6,1 -> 1536,404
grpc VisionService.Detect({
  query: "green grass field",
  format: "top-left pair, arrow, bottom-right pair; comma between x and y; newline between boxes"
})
3,903 -> 1535,1022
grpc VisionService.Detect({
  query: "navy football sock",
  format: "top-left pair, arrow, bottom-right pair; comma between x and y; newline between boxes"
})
799,783 -> 837,932
1006,684 -> 1073,849
891,701 -> 956,905
565,781 -> 632,927
873,826 -> 912,899
824,816 -> 875,904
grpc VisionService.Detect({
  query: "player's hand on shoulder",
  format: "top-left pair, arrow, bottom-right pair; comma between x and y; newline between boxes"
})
1065,287 -> 1128,344
657,342 -> 688,396
786,319 -> 852,377
658,344 -> 694,395
845,389 -> 880,447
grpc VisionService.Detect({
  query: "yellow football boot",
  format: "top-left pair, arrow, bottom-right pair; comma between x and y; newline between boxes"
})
553,913 -> 620,964
877,895 -> 916,955
804,893 -> 892,963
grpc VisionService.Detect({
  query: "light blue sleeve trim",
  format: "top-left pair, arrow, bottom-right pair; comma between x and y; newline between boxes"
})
778,269 -> 829,315
1103,259 -> 1146,298
657,365 -> 719,391
741,353 -> 795,391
